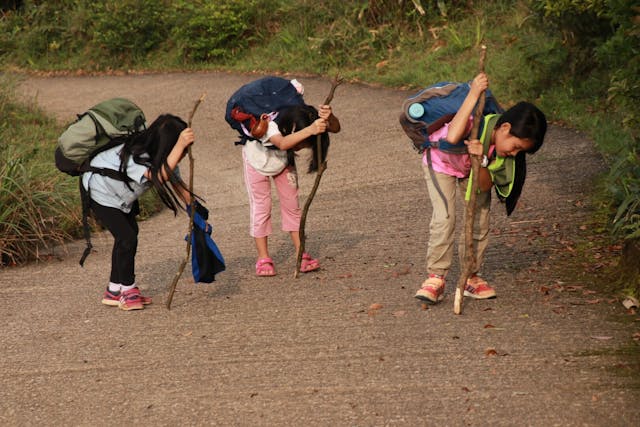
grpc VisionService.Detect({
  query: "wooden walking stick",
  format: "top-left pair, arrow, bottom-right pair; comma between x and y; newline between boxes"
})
454,45 -> 487,315
294,76 -> 343,278
165,93 -> 206,309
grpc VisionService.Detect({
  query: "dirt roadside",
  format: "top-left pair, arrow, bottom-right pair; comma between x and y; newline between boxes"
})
1,71 -> 638,426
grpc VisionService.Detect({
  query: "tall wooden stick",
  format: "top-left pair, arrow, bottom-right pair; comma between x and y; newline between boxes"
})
454,46 -> 487,315
294,76 -> 343,278
165,93 -> 206,309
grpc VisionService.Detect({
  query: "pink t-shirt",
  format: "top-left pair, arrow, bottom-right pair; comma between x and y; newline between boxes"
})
422,117 -> 473,178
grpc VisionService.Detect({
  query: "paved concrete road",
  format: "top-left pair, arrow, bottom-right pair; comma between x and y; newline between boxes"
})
1,72 -> 638,426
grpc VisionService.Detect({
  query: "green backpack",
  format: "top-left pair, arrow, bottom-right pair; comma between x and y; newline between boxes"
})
55,97 -> 147,177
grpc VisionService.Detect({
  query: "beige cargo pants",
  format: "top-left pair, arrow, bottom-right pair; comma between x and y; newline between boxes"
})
422,165 -> 491,278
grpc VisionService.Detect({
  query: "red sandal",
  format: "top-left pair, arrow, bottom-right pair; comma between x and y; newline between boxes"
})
256,258 -> 276,276
300,253 -> 320,273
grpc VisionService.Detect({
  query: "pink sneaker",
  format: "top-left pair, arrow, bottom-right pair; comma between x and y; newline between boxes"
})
101,287 -> 152,307
118,288 -> 145,311
464,275 -> 496,299
415,274 -> 445,303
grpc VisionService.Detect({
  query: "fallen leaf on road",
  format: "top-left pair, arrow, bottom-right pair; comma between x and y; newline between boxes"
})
485,348 -> 498,356
368,303 -> 383,316
590,335 -> 613,340
484,324 -> 495,329
623,297 -> 639,309
392,310 -> 406,317
586,299 -> 601,304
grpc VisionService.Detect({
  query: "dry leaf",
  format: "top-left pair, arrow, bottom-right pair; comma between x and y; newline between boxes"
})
392,310 -> 406,317
623,297 -> 639,309
484,324 -> 495,329
485,348 -> 498,356
590,335 -> 613,340
586,299 -> 601,304
369,303 -> 383,310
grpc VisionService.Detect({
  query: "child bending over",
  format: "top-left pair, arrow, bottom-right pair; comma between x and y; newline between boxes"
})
415,73 -> 547,303
82,114 -> 195,310
242,99 -> 340,277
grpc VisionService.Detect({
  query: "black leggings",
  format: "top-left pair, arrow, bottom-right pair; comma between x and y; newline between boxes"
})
90,201 -> 139,286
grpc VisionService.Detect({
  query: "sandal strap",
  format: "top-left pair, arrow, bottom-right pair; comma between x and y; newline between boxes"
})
256,257 -> 273,267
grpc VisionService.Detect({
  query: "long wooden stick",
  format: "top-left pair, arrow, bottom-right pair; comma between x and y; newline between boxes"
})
165,93 -> 206,309
294,76 -> 343,278
454,46 -> 487,315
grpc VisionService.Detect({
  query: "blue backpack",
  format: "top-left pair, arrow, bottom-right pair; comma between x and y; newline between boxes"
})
225,76 -> 305,146
399,81 -> 503,153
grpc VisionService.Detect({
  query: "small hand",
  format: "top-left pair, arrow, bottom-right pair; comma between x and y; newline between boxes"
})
309,118 -> 327,135
464,138 -> 483,156
178,128 -> 195,147
470,72 -> 489,96
318,105 -> 332,121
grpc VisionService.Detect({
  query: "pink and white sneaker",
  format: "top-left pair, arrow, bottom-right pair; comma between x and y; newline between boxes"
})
415,274 -> 445,303
101,287 -> 152,308
464,275 -> 496,299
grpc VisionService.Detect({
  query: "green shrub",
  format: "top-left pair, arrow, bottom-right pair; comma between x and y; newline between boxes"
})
172,0 -> 257,62
89,0 -> 173,65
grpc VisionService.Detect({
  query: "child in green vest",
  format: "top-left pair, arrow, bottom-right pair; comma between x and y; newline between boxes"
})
415,73 -> 547,303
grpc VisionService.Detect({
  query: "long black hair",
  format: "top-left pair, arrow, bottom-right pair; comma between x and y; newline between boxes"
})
118,114 -> 192,215
276,104 -> 330,173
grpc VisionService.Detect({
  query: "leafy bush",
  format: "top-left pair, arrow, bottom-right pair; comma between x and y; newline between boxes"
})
533,0 -> 640,242
172,0 -> 256,61
89,0 -> 173,65
0,0 -> 93,67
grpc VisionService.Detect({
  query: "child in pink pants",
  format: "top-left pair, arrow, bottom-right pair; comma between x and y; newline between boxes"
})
242,102 -> 341,276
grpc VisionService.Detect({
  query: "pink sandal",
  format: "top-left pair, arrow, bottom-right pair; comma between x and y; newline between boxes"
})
300,253 -> 320,273
256,258 -> 276,276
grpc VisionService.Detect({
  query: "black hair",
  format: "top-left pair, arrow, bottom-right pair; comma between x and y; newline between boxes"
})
496,101 -> 547,154
276,104 -> 330,173
493,102 -> 546,216
118,114 -> 193,215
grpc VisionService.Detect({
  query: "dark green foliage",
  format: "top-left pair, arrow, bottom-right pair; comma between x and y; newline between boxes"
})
532,0 -> 639,241
89,0 -> 172,64
171,0 -> 255,61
